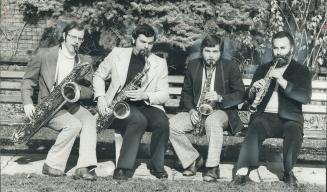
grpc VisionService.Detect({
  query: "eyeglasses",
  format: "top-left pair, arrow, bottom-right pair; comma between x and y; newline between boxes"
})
67,34 -> 84,42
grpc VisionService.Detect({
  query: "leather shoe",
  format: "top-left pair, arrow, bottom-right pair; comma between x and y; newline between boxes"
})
182,156 -> 204,176
113,168 -> 133,180
74,167 -> 97,181
282,171 -> 298,187
42,163 -> 66,177
203,166 -> 220,182
231,175 -> 251,185
150,169 -> 168,179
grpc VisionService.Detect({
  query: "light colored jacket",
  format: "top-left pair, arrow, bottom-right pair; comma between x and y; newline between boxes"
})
93,47 -> 169,111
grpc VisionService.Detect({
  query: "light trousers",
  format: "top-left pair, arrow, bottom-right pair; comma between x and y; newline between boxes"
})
169,110 -> 228,168
45,105 -> 97,171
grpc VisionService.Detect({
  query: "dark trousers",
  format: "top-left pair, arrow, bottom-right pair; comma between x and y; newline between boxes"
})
111,104 -> 169,171
237,113 -> 303,173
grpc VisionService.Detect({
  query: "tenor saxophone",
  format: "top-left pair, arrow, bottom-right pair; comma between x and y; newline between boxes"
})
11,62 -> 92,144
96,49 -> 151,132
193,60 -> 215,137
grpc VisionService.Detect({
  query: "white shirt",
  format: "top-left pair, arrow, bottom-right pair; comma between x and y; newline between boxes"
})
264,64 -> 289,113
197,67 -> 216,107
54,45 -> 75,89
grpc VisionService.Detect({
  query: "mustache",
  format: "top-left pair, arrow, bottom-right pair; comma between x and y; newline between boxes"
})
139,49 -> 150,57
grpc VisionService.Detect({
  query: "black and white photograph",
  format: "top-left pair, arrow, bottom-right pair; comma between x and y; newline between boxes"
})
0,0 -> 326,191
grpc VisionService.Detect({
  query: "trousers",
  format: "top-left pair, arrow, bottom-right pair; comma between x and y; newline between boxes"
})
169,110 -> 228,168
237,113 -> 303,173
111,104 -> 169,171
45,105 -> 97,171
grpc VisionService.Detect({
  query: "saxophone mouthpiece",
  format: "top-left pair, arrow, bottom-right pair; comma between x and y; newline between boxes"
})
144,49 -> 150,57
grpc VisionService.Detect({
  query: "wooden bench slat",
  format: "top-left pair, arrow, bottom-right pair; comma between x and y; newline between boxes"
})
312,92 -> 327,101
0,71 -> 25,79
168,87 -> 182,95
165,98 -> 326,113
1,71 -> 326,89
0,94 -> 22,103
0,81 -> 21,90
168,75 -> 184,84
1,83 -> 325,102
303,130 -> 327,140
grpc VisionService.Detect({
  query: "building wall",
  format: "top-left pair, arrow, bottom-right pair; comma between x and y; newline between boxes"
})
0,0 -> 46,62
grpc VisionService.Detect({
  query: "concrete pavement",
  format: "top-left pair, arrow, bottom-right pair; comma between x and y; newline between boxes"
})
1,153 -> 326,186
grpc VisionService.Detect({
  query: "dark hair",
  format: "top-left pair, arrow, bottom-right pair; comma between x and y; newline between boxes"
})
200,35 -> 224,53
272,31 -> 295,47
58,21 -> 85,44
132,24 -> 156,41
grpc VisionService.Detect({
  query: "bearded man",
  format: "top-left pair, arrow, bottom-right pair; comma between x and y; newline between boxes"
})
232,31 -> 312,186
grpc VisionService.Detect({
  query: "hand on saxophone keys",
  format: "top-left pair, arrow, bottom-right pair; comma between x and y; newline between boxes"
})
23,104 -> 35,120
269,69 -> 288,89
126,89 -> 148,101
204,91 -> 222,102
97,96 -> 111,116
268,68 -> 283,80
251,79 -> 266,92
189,109 -> 200,125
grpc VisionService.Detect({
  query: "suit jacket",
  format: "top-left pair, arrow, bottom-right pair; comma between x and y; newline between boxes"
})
246,60 -> 312,124
21,45 -> 94,115
93,47 -> 169,111
180,58 -> 245,134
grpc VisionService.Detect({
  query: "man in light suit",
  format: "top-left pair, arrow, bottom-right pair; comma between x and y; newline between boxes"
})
93,24 -> 169,180
21,21 -> 97,180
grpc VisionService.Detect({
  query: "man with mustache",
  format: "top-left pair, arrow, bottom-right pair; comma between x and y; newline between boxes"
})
169,35 -> 245,182
233,31 -> 312,186
93,24 -> 169,180
21,21 -> 97,180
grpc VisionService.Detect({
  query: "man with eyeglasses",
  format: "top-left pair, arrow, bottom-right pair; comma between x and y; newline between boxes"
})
21,21 -> 97,180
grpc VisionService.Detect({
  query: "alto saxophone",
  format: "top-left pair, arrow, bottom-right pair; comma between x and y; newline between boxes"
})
12,62 -> 92,144
248,58 -> 282,113
193,61 -> 215,137
96,49 -> 151,132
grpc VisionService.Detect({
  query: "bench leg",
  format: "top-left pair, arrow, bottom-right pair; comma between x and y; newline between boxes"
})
114,130 -> 123,167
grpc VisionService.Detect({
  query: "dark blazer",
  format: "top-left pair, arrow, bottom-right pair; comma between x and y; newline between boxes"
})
180,58 -> 246,134
21,45 -> 94,115
246,60 -> 312,124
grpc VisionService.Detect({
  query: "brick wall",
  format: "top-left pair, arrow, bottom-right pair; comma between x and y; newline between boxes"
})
0,0 -> 47,62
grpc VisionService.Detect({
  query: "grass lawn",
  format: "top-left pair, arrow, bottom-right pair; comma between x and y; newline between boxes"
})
1,174 -> 325,192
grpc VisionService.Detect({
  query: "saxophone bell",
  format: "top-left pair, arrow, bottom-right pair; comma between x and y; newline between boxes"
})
198,103 -> 214,116
248,105 -> 257,113
61,82 -> 81,103
113,101 -> 130,119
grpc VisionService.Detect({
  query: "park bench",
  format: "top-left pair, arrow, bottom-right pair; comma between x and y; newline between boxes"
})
0,62 -> 326,163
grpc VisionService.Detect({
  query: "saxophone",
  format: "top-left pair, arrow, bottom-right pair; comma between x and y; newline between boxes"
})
248,58 -> 282,113
96,49 -> 150,132
193,61 -> 215,136
12,61 -> 92,144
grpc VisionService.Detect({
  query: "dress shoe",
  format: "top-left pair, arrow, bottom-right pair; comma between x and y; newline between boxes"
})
203,166 -> 220,182
182,156 -> 204,176
74,167 -> 97,181
282,171 -> 298,187
150,169 -> 168,179
113,168 -> 133,180
231,175 -> 251,185
42,163 -> 66,177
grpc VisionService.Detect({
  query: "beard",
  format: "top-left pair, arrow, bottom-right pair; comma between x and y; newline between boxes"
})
273,51 -> 292,68
139,49 -> 150,57
204,58 -> 216,66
